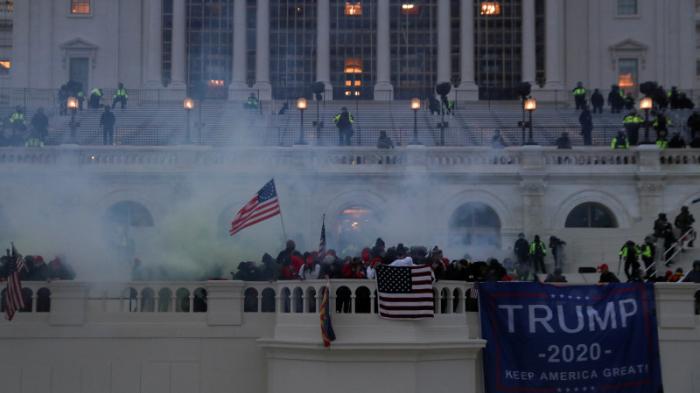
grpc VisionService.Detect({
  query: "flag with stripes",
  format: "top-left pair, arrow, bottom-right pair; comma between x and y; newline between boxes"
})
4,249 -> 26,321
318,214 -> 326,256
376,264 -> 434,319
229,179 -> 281,236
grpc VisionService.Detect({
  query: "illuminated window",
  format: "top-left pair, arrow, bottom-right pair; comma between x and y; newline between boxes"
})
0,60 -> 10,75
400,3 -> 418,15
208,79 -> 225,87
70,0 -> 91,15
353,80 -> 361,86
344,2 -> 362,16
345,80 -> 352,86
617,0 -> 637,16
344,58 -> 363,74
479,1 -> 501,16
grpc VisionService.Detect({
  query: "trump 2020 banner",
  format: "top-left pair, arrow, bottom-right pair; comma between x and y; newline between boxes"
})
478,282 -> 662,393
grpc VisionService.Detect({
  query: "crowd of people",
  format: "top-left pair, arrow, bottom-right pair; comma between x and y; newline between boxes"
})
0,81 -> 128,147
0,252 -> 76,282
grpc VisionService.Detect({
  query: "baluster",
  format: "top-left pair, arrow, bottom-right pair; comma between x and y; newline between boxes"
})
154,296 -> 160,313
31,289 -> 37,312
257,289 -> 263,312
370,291 -> 376,314
350,295 -> 356,314
188,292 -> 194,312
169,293 -> 175,312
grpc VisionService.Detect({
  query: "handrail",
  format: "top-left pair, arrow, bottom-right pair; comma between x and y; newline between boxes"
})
644,228 -> 696,276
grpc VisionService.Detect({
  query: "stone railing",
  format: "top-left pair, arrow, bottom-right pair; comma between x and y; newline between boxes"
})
1,146 -> 698,174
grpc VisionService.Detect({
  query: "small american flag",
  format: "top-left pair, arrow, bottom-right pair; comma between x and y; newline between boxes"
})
318,214 -> 326,255
229,180 -> 281,236
5,248 -> 26,321
376,264 -> 434,319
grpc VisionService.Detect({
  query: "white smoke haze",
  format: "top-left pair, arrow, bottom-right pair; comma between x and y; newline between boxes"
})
0,142 -> 521,281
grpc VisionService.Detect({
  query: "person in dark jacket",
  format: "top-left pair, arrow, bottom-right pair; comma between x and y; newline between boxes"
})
513,233 -> 530,279
334,107 -> 354,146
590,89 -> 604,114
683,260 -> 700,283
555,132 -> 572,149
99,106 -> 116,145
579,105 -> 593,145
675,206 -> 695,248
668,133 -> 686,149
608,85 -> 624,113
377,130 -> 394,149
598,263 -> 620,283
687,110 -> 700,141
620,240 -> 641,280
30,107 -> 49,142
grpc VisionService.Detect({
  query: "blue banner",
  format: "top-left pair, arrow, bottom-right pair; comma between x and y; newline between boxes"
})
479,282 -> 662,393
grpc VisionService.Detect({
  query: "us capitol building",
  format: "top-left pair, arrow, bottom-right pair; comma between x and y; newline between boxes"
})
1,1 -> 700,393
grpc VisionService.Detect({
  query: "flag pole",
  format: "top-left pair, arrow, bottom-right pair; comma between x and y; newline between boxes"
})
274,179 -> 288,240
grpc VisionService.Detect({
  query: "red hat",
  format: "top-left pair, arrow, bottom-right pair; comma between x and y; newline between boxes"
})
597,264 -> 609,272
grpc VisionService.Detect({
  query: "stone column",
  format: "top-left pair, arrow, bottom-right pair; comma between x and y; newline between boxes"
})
437,0 -> 451,83
374,0 -> 393,100
145,0 -> 163,88
455,0 -> 478,101
543,0 -> 563,92
169,0 -> 187,93
316,0 -> 333,98
229,0 -> 248,99
254,0 -> 272,100
521,0 -> 536,85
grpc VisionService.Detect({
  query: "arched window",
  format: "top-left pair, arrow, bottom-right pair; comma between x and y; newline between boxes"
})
565,202 -> 618,228
448,203 -> 501,248
355,286 -> 371,314
158,288 -> 172,312
36,288 -> 51,312
193,288 -> 207,312
336,205 -> 381,254
175,288 -> 190,312
141,288 -> 155,312
104,201 -> 155,263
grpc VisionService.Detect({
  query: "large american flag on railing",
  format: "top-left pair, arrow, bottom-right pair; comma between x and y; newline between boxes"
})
4,247 -> 26,321
376,264 -> 434,319
229,179 -> 281,236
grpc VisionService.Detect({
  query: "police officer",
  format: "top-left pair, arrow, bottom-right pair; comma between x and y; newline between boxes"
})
529,235 -> 547,274
244,93 -> 259,110
610,130 -> 629,149
572,82 -> 587,110
112,83 -> 128,110
653,110 -> 671,141
89,88 -> 103,109
334,107 -> 354,146
619,240 -> 641,281
640,236 -> 656,278
9,106 -> 25,136
607,85 -> 624,114
622,110 -> 643,145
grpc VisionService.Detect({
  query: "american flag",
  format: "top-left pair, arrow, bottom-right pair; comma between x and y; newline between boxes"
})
229,179 -> 281,236
5,248 -> 26,321
318,214 -> 326,255
376,264 -> 434,319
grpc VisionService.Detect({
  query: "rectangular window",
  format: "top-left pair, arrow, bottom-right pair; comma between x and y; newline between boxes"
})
345,2 -> 362,16
70,0 -> 91,15
0,59 -> 10,75
618,58 -> 638,90
617,0 -> 637,16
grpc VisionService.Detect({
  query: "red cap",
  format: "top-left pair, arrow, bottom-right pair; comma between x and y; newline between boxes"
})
597,264 -> 608,272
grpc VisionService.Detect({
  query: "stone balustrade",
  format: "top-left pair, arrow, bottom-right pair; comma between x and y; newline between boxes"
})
1,145 -> 697,174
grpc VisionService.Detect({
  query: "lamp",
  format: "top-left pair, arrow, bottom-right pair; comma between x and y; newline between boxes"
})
410,98 -> 421,145
183,97 -> 194,143
296,97 -> 308,145
67,96 -> 79,143
640,96 -> 653,144
523,97 -> 537,145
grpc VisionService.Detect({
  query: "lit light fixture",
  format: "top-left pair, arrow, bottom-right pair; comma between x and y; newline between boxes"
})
640,96 -> 653,111
183,97 -> 194,110
354,91 -> 361,96
344,58 -> 363,74
410,97 -> 421,111
67,96 -> 79,110
345,91 -> 351,96
401,3 -> 419,14
524,97 -> 537,112
296,97 -> 308,110
208,79 -> 225,87
480,1 -> 501,15
345,80 -> 352,87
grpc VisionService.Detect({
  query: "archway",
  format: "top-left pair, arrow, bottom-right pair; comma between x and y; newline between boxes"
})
448,202 -> 501,248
